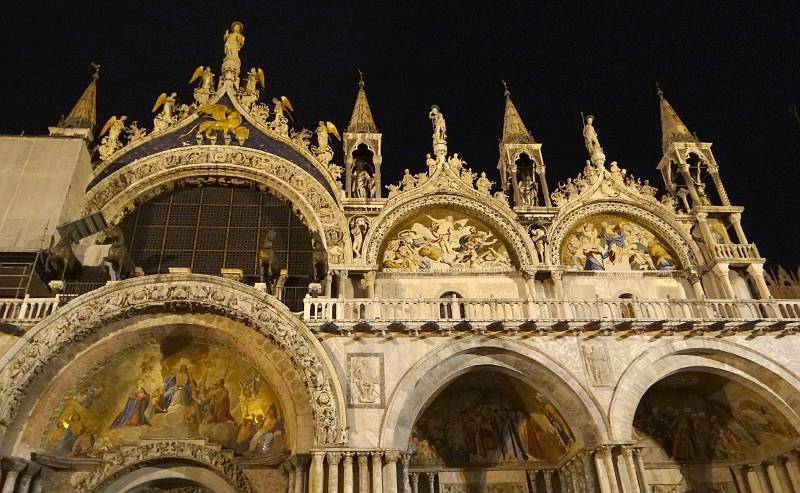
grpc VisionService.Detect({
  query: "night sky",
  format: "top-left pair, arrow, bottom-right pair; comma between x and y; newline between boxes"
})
3,2 -> 799,268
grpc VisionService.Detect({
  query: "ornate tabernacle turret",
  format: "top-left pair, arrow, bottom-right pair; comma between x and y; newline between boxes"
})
496,82 -> 551,208
344,71 -> 382,199
49,63 -> 99,142
656,85 -> 767,299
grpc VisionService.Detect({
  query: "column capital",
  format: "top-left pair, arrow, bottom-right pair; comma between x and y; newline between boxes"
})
357,452 -> 370,466
327,451 -> 343,464
729,212 -> 742,224
551,270 -> 563,281
384,450 -> 401,463
1,457 -> 29,473
542,470 -> 554,478
342,451 -> 354,463
746,262 -> 765,277
695,211 -> 709,222
711,262 -> 730,277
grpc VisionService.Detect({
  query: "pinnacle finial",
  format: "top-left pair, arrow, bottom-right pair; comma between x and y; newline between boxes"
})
90,61 -> 100,81
357,68 -> 365,87
500,83 -> 534,145
347,71 -> 378,133
655,81 -> 663,99
502,79 -> 510,98
657,85 -> 696,152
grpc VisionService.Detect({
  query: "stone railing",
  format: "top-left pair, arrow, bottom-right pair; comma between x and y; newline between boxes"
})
712,243 -> 761,262
303,296 -> 800,334
0,296 -> 60,327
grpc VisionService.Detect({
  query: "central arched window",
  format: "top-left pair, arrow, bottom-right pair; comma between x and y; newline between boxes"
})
119,184 -> 315,310
439,291 -> 465,319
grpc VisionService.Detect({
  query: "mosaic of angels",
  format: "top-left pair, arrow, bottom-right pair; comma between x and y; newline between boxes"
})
44,340 -> 286,458
381,210 -> 513,271
561,214 -> 677,271
410,373 -> 574,466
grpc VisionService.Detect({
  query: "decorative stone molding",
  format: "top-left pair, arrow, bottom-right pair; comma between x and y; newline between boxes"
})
84,146 -> 351,265
0,274 -> 346,447
548,200 -> 699,268
75,440 -> 253,493
363,193 -> 536,268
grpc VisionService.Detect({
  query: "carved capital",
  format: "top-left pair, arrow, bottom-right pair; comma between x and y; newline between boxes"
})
326,451 -> 343,464
384,450 -> 401,463
342,451 -> 354,465
357,453 -> 370,466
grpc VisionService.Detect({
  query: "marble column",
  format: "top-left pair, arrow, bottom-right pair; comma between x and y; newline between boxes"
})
745,465 -> 765,493
30,473 -> 45,493
593,450 -> 612,493
358,453 -> 371,493
602,446 -> 621,493
542,470 -> 554,493
729,212 -> 747,243
581,451 -> 598,493
325,272 -> 333,297
570,462 -> 581,493
766,461 -> 790,493
16,464 -> 38,493
1,459 -> 27,493
310,451 -> 325,493
400,454 -> 412,493
425,472 -> 436,493
410,473 -> 419,493
328,452 -> 342,493
551,271 -> 564,300
372,451 -> 384,493
747,263 -> 773,300
337,270 -> 349,298
560,467 -> 572,493
712,263 -> 735,299
294,457 -> 307,493
527,470 -> 539,493
621,446 -> 640,493
679,164 -> 704,207
710,169 -> 731,206
342,452 -> 354,493
383,451 -> 400,493
688,271 -> 706,299
784,453 -> 800,492
729,466 -> 747,493
632,447 -> 650,493
287,464 -> 296,493
524,270 -> 538,300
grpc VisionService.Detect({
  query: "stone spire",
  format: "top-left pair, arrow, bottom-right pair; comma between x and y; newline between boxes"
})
49,64 -> 99,141
501,81 -> 534,144
657,84 -> 696,152
347,71 -> 379,133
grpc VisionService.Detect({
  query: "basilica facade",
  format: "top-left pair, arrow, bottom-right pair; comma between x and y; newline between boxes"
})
0,21 -> 799,493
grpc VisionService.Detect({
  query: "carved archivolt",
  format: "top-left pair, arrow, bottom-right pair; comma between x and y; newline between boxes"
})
76,440 -> 253,493
83,146 -> 350,265
363,193 -> 536,268
0,274 -> 345,447
548,200 -> 699,268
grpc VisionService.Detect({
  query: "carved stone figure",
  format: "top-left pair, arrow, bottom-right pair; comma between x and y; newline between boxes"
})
350,216 -> 369,258
476,172 -> 493,194
347,354 -> 383,407
222,21 -> 245,81
98,115 -> 127,160
425,153 -> 437,173
43,236 -> 82,281
125,121 -> 147,143
352,167 -> 374,199
258,230 -> 278,284
400,169 -> 417,191
529,225 -> 546,263
152,92 -> 178,132
583,115 -> 601,157
184,103 -> 249,144
583,342 -> 611,386
519,174 -> 538,207
103,228 -> 137,280
428,105 -> 447,158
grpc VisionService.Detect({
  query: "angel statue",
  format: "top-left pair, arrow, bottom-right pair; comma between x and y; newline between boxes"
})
270,96 -> 294,135
152,92 -> 178,132
314,121 -> 340,165
240,67 -> 265,109
190,66 -> 215,104
98,115 -> 127,160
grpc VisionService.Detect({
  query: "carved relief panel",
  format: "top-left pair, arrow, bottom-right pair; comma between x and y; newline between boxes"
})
347,353 -> 385,408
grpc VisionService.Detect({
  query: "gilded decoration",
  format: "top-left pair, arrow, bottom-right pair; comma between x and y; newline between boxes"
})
410,373 -> 575,467
560,214 -> 678,271
380,208 -> 513,272
0,275 -> 344,446
45,341 -> 286,458
83,147 -> 350,265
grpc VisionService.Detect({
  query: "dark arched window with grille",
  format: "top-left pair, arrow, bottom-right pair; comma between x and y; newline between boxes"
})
118,185 -> 314,310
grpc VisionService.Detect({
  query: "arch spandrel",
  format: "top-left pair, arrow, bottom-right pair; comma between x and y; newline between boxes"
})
83,146 -> 351,265
0,274 -> 347,450
363,192 -> 536,269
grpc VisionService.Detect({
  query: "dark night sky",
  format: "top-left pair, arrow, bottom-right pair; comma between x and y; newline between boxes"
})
2,2 -> 799,267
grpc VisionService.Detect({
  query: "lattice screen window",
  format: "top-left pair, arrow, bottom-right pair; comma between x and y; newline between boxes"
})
119,186 -> 314,280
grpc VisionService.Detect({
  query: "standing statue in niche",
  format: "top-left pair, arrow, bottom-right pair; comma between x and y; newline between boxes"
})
352,166 -> 375,199
350,216 -> 369,259
529,225 -> 547,263
258,230 -> 278,285
518,174 -> 538,207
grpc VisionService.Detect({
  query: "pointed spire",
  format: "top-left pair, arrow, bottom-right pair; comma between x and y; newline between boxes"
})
61,63 -> 99,129
501,81 -> 535,144
346,70 -> 379,133
657,83 -> 696,152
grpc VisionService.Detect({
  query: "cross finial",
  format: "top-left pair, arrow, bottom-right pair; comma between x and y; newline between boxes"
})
357,68 -> 365,87
655,81 -> 664,99
502,79 -> 510,98
90,61 -> 100,81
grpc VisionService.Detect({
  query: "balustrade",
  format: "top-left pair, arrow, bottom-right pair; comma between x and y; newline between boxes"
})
713,243 -> 761,261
